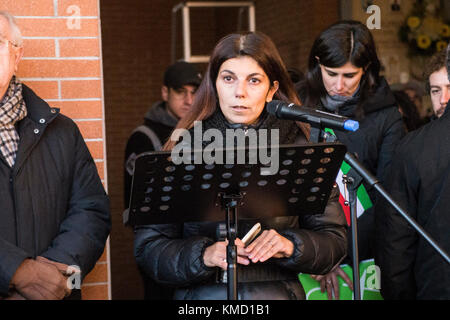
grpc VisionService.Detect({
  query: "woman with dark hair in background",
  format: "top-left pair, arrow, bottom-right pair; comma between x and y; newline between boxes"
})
297,20 -> 405,299
133,31 -> 347,300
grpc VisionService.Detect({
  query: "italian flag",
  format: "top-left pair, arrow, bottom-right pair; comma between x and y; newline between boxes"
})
325,129 -> 373,225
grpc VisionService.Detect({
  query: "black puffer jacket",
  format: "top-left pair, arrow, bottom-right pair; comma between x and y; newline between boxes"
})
0,85 -> 111,296
302,77 -> 405,261
134,109 -> 347,300
375,103 -> 450,299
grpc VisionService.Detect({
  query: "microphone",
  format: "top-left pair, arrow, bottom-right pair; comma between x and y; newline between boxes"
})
266,100 -> 359,132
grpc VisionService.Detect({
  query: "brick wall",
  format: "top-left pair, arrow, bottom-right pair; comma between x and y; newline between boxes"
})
101,0 -> 177,300
349,0 -> 432,117
257,0 -> 339,70
350,0 -> 414,84
101,0 -> 338,299
0,0 -> 110,300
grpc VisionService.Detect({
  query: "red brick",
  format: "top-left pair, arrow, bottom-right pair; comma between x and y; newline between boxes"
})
85,140 -> 104,159
59,38 -> 100,57
16,18 -> 99,37
81,284 -> 108,300
21,80 -> 58,100
22,39 -> 55,58
61,80 -> 102,99
0,0 -> 54,16
83,263 -> 108,284
76,120 -> 103,139
58,0 -> 99,17
57,100 -> 103,119
17,59 -> 101,78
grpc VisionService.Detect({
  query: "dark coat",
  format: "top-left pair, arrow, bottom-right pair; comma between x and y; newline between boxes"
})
299,77 -> 405,262
134,110 -> 348,300
0,85 -> 111,295
325,78 -> 404,186
374,103 -> 450,300
325,78 -> 405,261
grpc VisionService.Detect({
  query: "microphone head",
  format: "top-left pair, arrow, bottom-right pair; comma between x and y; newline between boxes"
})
266,100 -> 284,116
343,119 -> 359,132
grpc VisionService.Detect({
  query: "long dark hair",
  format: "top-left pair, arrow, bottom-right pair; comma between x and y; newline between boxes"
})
165,31 -> 309,150
299,20 -> 381,119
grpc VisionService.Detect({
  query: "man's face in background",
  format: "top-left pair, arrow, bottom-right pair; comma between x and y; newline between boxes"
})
429,67 -> 450,118
162,84 -> 197,120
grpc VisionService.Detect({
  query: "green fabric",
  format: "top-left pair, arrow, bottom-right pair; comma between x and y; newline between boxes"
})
298,259 -> 383,300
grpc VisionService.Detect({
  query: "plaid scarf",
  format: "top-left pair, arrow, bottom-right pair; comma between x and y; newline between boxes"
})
0,77 -> 27,167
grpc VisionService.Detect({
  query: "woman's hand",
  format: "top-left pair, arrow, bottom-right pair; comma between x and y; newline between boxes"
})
203,239 -> 250,270
245,229 -> 294,263
310,266 -> 353,300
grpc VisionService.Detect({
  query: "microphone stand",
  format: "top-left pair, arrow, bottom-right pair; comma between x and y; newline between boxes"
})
218,192 -> 243,300
343,151 -> 450,266
308,126 -> 361,299
342,168 -> 363,300
316,128 -> 362,299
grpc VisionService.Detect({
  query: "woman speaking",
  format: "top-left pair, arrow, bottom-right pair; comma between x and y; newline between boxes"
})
134,31 -> 347,300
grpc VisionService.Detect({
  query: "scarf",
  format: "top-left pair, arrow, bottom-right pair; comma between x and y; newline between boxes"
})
0,77 -> 27,167
320,85 -> 361,115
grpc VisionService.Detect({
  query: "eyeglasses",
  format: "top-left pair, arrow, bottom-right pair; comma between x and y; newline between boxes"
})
0,37 -> 19,51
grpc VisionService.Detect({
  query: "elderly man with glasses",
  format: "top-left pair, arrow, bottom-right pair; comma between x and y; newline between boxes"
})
0,11 -> 111,300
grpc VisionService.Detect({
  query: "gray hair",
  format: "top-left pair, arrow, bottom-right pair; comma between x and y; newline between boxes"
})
0,11 -> 23,47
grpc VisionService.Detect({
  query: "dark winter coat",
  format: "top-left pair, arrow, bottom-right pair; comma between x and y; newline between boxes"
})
134,109 -> 348,300
374,102 -> 450,300
0,85 -> 111,296
301,77 -> 405,262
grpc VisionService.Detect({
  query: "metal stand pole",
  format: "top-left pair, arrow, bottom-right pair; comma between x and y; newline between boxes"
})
220,193 -> 243,300
343,173 -> 362,300
344,152 -> 450,265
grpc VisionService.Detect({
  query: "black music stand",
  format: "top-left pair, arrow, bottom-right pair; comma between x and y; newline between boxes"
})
124,142 -> 347,300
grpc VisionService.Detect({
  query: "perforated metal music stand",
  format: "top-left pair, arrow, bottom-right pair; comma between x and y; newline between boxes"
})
124,142 -> 347,300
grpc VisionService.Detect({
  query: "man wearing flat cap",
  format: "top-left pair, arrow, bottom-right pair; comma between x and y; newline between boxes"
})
124,61 -> 201,299
124,61 -> 201,207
